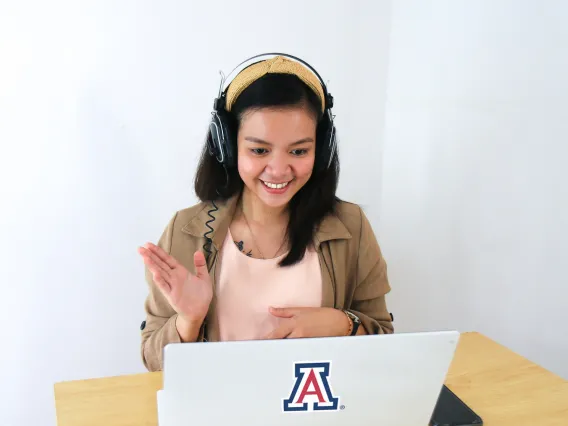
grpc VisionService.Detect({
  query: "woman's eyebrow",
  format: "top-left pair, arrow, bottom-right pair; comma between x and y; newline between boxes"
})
244,136 -> 315,146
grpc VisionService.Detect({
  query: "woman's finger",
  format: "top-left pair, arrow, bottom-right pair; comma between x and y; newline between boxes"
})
193,251 -> 209,280
153,273 -> 171,294
141,248 -> 172,277
268,306 -> 300,318
140,250 -> 167,275
144,251 -> 171,293
264,322 -> 293,340
145,243 -> 178,269
286,328 -> 305,339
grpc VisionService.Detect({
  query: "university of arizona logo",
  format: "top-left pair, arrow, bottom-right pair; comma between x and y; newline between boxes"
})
283,362 -> 340,412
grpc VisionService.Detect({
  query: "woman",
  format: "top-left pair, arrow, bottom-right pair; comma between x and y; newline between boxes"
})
138,54 -> 393,372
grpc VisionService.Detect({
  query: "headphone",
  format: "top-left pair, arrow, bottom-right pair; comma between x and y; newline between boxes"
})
207,53 -> 337,172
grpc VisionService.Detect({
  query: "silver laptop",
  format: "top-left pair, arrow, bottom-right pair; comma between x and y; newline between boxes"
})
157,331 -> 459,426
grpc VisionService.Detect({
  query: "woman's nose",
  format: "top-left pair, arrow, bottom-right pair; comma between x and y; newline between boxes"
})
266,153 -> 291,176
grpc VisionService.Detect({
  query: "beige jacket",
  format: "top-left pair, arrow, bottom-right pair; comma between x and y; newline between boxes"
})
141,195 -> 393,371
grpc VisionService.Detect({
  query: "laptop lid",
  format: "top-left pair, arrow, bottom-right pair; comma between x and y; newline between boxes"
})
159,331 -> 459,426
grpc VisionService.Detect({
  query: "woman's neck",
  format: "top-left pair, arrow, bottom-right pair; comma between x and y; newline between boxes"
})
240,188 -> 289,227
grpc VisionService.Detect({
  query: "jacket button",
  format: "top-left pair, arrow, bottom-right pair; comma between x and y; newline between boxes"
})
140,320 -> 146,330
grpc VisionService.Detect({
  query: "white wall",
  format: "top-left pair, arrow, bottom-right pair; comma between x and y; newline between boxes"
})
381,0 -> 568,379
0,1 -> 391,425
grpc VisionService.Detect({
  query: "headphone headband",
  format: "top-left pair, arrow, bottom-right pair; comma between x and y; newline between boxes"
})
216,52 -> 334,111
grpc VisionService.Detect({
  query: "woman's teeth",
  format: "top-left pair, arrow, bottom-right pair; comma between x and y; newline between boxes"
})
262,180 -> 289,189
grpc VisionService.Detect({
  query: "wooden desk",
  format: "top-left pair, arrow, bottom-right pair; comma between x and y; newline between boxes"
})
54,332 -> 568,425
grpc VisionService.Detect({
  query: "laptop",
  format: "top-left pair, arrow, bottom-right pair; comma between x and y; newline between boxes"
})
157,330 -> 460,426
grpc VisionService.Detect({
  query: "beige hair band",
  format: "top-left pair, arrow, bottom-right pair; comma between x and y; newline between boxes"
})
224,56 -> 326,113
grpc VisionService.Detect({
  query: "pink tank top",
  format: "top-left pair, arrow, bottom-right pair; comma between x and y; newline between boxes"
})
212,229 -> 322,341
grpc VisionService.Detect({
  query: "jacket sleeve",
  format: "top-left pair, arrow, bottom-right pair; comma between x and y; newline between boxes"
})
349,207 -> 394,335
140,212 -> 205,372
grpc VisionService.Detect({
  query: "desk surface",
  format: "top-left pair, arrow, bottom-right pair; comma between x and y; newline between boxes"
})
54,332 -> 568,425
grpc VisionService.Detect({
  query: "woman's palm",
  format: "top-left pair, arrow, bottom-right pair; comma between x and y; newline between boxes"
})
139,243 -> 212,322
167,261 -> 212,320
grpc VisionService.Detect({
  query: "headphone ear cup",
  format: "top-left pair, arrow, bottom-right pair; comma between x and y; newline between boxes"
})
218,109 -> 236,168
208,109 -> 237,167
315,109 -> 336,172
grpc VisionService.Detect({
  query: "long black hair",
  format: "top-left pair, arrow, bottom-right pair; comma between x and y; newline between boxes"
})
194,73 -> 340,266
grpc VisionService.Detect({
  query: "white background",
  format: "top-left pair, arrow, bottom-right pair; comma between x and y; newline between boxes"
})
380,0 -> 568,381
0,1 -> 566,425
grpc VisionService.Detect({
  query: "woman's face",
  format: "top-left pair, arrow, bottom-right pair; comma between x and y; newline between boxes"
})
237,106 -> 317,209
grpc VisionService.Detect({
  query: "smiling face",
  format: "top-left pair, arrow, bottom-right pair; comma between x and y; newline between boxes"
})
236,106 -> 317,210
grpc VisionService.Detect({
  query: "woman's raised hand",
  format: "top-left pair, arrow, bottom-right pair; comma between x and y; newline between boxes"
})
138,243 -> 213,323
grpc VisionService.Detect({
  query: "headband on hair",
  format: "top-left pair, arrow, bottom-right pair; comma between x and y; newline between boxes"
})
224,55 -> 326,113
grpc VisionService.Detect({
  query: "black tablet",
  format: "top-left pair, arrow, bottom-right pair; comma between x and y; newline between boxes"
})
430,385 -> 483,426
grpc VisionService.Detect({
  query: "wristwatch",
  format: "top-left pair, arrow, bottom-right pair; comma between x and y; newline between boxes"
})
343,310 -> 361,336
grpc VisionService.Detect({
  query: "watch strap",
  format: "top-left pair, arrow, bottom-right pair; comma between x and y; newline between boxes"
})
343,310 -> 361,336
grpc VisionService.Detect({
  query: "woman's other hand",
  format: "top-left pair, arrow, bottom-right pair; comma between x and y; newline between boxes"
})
264,307 -> 362,339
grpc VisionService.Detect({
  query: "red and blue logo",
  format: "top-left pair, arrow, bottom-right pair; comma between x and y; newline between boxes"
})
283,361 -> 340,412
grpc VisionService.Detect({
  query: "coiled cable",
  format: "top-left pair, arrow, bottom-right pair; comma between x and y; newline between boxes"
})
203,200 -> 218,258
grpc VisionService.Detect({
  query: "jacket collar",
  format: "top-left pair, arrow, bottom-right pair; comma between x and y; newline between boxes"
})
180,193 -> 352,250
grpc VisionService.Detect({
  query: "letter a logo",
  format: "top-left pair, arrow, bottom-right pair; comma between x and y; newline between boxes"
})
283,362 -> 339,412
